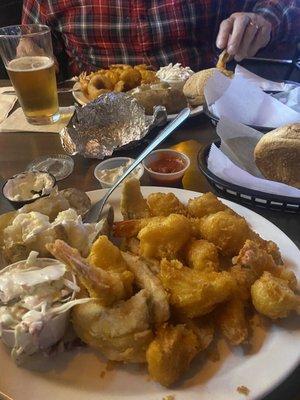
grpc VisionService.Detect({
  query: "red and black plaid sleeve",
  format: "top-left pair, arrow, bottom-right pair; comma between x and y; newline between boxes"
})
253,0 -> 300,43
22,0 -> 63,55
19,0 -> 300,76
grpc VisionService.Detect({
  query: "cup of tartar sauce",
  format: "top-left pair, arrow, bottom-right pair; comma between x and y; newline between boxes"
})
94,157 -> 144,188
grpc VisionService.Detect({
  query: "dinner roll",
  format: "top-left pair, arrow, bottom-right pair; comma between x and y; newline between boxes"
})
183,68 -> 233,106
254,124 -> 300,188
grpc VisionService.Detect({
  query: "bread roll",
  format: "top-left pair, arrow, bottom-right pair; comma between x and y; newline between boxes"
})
254,124 -> 300,188
183,68 -> 233,106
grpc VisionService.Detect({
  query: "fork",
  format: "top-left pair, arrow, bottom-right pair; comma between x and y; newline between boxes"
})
84,107 -> 191,223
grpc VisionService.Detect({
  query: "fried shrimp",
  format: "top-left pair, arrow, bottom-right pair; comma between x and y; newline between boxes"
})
88,235 -> 134,295
160,259 -> 235,318
47,240 -> 132,305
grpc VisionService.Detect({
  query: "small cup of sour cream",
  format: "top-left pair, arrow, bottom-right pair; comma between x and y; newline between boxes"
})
94,157 -> 144,188
2,170 -> 56,208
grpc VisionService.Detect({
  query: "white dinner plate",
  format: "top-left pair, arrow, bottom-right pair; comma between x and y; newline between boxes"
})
1,187 -> 299,400
72,82 -> 203,121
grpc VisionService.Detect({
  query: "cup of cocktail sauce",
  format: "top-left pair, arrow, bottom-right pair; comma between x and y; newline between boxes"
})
143,149 -> 190,186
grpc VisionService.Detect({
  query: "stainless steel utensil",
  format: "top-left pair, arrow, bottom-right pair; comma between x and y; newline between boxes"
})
84,107 -> 190,223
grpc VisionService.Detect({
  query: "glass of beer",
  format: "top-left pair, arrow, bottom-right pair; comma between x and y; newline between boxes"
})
0,25 -> 59,125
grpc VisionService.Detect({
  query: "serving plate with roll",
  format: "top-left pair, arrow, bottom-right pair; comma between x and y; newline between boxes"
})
72,57 -> 234,120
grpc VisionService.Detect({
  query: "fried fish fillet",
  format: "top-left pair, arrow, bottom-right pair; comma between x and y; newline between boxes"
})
217,297 -> 248,345
121,178 -> 150,220
146,319 -> 214,387
72,289 -> 154,362
121,252 -> 169,325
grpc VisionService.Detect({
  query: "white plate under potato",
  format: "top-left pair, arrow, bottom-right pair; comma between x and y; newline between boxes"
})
1,186 -> 299,400
72,82 -> 203,121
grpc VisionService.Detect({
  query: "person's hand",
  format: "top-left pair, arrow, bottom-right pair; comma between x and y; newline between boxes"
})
216,12 -> 272,61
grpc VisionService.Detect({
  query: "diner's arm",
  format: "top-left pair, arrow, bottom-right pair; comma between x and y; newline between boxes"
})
216,0 -> 299,61
253,0 -> 300,43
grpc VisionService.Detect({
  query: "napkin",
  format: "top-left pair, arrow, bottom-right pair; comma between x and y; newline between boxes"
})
0,106 -> 75,133
0,87 -> 17,124
273,87 -> 300,113
204,71 -> 300,128
234,65 -> 299,92
207,117 -> 300,198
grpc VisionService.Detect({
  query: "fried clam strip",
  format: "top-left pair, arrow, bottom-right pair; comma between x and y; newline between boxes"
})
146,319 -> 214,387
160,259 -> 235,318
121,252 -> 169,325
72,289 -> 154,363
47,240 -> 131,306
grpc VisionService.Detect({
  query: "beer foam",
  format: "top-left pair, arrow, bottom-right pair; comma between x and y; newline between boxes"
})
7,56 -> 53,72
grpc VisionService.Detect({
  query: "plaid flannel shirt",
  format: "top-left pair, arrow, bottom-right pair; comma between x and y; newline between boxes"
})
22,0 -> 300,76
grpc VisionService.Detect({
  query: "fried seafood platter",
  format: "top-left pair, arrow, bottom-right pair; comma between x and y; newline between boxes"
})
75,55 -> 233,118
0,182 -> 300,400
79,64 -> 159,101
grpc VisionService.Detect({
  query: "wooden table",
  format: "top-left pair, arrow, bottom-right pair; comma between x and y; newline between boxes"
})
0,79 -> 299,400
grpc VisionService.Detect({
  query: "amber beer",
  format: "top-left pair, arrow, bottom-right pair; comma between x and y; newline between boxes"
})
7,56 -> 59,124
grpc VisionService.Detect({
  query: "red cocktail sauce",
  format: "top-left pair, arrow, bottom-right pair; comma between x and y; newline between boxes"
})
148,156 -> 185,174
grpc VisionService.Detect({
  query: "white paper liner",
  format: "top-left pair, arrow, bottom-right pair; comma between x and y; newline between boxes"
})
234,65 -> 299,92
204,71 -> 300,128
207,117 -> 300,199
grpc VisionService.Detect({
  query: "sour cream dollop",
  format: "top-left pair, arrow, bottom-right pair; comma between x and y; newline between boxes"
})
3,171 -> 55,202
156,63 -> 194,82
96,160 -> 143,185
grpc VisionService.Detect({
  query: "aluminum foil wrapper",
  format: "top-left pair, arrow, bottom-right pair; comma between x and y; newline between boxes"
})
60,92 -> 167,159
